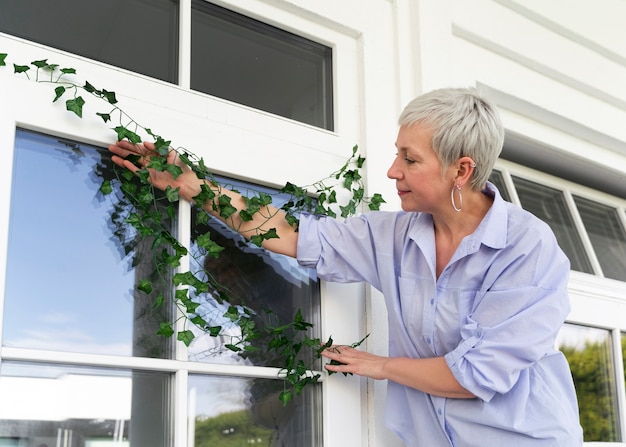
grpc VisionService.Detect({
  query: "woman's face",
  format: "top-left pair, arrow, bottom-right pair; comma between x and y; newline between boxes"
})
387,124 -> 454,213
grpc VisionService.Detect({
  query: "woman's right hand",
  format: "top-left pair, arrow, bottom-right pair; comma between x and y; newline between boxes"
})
108,139 -> 202,202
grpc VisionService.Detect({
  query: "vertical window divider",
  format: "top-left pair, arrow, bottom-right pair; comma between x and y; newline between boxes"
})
0,118 -> 17,359
174,369 -> 190,447
175,200 -> 193,361
562,189 -> 605,277
497,165 -> 522,207
612,328 -> 626,442
179,0 -> 192,89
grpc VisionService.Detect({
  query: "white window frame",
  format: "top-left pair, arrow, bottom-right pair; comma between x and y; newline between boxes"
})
0,10 -> 367,443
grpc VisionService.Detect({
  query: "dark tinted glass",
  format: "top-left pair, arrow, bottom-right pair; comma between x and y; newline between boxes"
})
574,195 -> 626,281
187,178 -> 321,368
0,0 -> 179,83
191,1 -> 333,130
488,169 -> 511,201
513,176 -> 594,274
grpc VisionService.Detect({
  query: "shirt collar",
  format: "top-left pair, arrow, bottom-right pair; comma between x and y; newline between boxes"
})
473,182 -> 508,250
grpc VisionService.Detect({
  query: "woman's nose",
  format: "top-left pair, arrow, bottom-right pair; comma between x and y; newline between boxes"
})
387,158 -> 401,179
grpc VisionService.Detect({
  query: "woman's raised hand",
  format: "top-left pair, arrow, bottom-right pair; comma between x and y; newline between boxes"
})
108,140 -> 202,201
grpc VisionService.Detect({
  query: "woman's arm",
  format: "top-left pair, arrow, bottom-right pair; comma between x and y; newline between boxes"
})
321,345 -> 475,399
108,140 -> 299,257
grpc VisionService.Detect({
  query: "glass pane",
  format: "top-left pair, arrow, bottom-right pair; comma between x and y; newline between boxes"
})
488,169 -> 511,201
512,176 -> 594,274
0,362 -> 171,447
188,374 -> 321,446
557,324 -> 620,442
187,179 -> 321,368
191,1 -> 333,130
0,0 -> 179,83
3,129 -> 172,358
573,195 -> 626,281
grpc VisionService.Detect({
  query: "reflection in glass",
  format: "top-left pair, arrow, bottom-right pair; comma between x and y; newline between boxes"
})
191,0 -> 333,130
573,195 -> 626,281
4,129 -> 171,358
556,324 -> 620,442
0,362 -> 170,447
188,374 -> 321,446
512,176 -> 594,274
186,179 -> 321,369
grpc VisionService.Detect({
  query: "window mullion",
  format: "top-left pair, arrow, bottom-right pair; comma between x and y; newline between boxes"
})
178,0 -> 192,89
562,188 -> 605,277
175,200 -> 193,362
174,369 -> 189,447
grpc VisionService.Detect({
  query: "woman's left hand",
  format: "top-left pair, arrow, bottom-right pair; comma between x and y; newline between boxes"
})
321,345 -> 389,380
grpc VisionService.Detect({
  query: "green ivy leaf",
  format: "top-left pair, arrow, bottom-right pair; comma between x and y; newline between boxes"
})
83,81 -> 97,94
53,86 -> 65,102
99,179 -> 112,195
196,232 -> 225,258
101,88 -> 117,104
157,322 -> 174,337
0,53 -> 7,66
164,185 -> 180,202
368,193 -> 386,210
225,343 -> 242,352
31,59 -> 48,68
165,163 -> 183,179
137,279 -> 153,294
60,67 -> 76,75
13,64 -> 30,74
279,390 -> 293,406
177,330 -> 195,346
113,126 -> 141,144
96,112 -> 111,123
207,326 -> 222,337
66,96 -> 85,118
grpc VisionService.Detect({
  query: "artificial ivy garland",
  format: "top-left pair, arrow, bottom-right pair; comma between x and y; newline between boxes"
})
0,53 -> 384,405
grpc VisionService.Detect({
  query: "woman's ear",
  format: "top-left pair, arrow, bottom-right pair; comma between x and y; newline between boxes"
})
453,156 -> 476,186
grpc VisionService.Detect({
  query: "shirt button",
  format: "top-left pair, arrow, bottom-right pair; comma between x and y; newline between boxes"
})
430,298 -> 434,305
438,409 -> 443,416
426,337 -> 431,344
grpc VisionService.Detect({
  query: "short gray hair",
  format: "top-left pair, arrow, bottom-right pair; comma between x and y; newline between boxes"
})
398,87 -> 504,190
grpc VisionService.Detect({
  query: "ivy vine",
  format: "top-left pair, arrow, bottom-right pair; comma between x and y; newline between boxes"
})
0,53 -> 385,405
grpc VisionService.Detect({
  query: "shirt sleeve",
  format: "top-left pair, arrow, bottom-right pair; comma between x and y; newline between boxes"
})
296,213 -> 389,289
444,221 -> 572,402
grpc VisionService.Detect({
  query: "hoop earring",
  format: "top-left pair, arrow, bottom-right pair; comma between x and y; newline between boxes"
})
451,185 -> 462,212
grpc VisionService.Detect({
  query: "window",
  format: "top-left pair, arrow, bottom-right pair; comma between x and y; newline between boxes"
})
0,0 -> 333,130
0,130 -> 322,446
512,176 -> 594,274
191,1 -> 334,130
557,324 -> 621,442
3,130 -> 170,358
573,195 -> 626,282
0,362 -> 170,447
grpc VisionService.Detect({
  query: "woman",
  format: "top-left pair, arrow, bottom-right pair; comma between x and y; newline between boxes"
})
109,87 -> 583,446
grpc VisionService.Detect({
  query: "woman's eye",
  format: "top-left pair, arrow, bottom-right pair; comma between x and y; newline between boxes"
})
404,157 -> 415,164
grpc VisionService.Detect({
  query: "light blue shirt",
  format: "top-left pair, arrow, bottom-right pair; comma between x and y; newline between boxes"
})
297,184 -> 583,446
